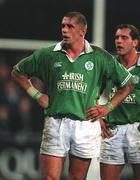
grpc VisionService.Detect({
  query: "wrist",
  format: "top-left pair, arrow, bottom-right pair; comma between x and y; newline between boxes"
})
27,86 -> 42,100
105,102 -> 114,111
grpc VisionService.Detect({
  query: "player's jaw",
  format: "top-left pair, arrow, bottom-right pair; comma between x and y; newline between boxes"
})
62,34 -> 74,45
62,35 -> 70,42
116,45 -> 125,55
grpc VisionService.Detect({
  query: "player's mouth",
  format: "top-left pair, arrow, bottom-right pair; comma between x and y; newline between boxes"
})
63,35 -> 70,41
116,46 -> 123,51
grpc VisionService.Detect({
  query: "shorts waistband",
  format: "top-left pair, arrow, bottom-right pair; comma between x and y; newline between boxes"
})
107,122 -> 140,129
49,113 -> 83,121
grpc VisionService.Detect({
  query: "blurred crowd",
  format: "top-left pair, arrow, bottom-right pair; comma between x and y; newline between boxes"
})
0,58 -> 44,140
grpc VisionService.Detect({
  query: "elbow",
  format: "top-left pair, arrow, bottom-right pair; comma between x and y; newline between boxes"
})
11,69 -> 16,80
11,69 -> 22,82
11,69 -> 21,81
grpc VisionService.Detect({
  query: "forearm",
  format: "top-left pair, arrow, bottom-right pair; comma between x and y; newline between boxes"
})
11,69 -> 49,108
11,69 -> 42,99
86,82 -> 134,121
11,69 -> 31,90
109,82 -> 134,109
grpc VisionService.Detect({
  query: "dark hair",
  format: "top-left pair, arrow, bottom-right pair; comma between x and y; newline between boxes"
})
64,11 -> 87,27
116,24 -> 140,41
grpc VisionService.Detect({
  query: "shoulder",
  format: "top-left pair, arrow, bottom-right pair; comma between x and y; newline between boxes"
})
90,44 -> 116,62
35,44 -> 56,54
90,44 -> 112,56
32,45 -> 56,60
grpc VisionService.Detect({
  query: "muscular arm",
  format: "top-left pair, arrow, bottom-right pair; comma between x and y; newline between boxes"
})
86,82 -> 134,121
109,82 -> 134,109
11,69 -> 32,90
11,69 -> 49,108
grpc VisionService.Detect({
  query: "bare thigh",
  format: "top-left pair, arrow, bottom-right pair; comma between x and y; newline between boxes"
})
40,154 -> 65,180
67,154 -> 91,180
100,163 -> 124,180
132,164 -> 140,180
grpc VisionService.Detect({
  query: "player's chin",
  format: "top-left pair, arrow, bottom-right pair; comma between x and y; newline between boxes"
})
116,50 -> 124,55
63,38 -> 69,42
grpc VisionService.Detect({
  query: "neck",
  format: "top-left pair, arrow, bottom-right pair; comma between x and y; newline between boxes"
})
119,50 -> 138,68
65,39 -> 85,60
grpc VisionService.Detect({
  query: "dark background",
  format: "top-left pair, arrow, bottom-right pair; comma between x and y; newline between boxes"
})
0,0 -> 93,42
0,0 -> 140,52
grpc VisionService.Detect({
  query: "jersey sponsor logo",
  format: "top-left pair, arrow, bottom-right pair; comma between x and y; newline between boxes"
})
85,61 -> 94,71
57,72 -> 87,93
62,72 -> 84,81
110,87 -> 136,104
57,81 -> 87,93
54,62 -> 62,67
123,94 -> 136,104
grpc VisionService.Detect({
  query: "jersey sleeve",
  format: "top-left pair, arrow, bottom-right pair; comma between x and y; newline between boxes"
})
13,48 -> 46,79
105,55 -> 133,88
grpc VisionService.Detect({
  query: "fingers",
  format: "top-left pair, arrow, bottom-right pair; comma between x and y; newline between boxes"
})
86,105 -> 111,122
87,108 -> 114,139
40,101 -> 49,108
99,118 -> 114,138
86,108 -> 99,121
101,128 -> 113,139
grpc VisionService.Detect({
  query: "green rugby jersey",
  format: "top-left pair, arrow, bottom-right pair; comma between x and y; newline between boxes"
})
106,55 -> 140,125
14,41 -> 132,121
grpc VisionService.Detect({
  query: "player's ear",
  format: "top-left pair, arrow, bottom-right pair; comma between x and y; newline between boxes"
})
133,39 -> 139,48
80,26 -> 87,37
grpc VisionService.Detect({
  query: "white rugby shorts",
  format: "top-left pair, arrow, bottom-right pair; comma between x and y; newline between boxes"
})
100,122 -> 140,164
40,116 -> 101,159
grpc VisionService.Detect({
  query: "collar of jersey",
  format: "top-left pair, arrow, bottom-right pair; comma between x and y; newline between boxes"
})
53,40 -> 93,54
127,55 -> 140,71
137,53 -> 140,66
